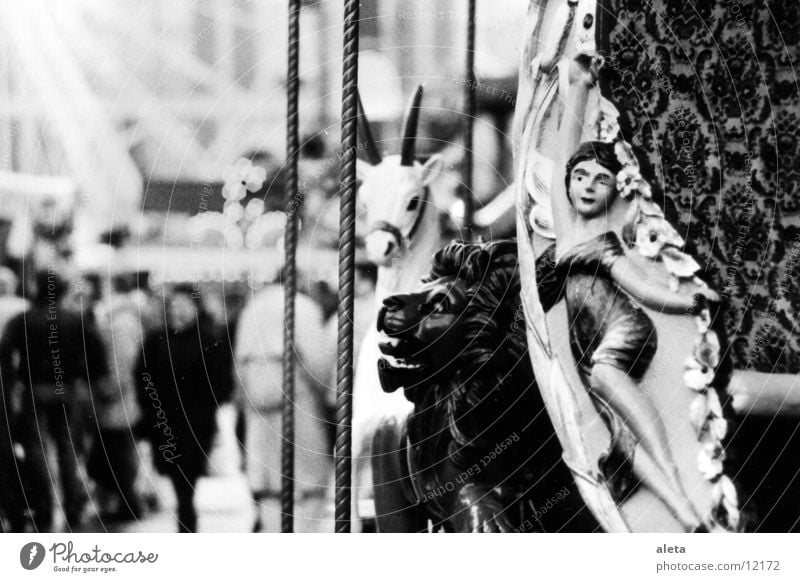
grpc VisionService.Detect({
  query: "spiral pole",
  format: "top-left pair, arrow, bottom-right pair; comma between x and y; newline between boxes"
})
281,0 -> 301,534
333,0 -> 360,534
462,0 -> 477,241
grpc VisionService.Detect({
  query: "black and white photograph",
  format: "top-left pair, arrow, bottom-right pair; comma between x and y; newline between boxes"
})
0,0 -> 798,578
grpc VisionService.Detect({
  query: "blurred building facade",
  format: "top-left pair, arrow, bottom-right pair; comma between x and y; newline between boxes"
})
0,0 -> 527,282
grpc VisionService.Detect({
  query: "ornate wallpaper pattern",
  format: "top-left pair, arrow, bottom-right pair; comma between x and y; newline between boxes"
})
606,0 -> 799,372
605,0 -> 800,531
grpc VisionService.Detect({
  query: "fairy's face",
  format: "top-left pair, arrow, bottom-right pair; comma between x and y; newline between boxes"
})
569,159 -> 618,219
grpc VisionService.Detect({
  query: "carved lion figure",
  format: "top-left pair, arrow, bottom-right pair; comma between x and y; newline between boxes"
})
371,239 -> 599,532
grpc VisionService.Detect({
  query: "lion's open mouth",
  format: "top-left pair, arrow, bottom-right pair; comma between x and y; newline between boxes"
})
380,354 -> 424,370
378,332 -> 426,372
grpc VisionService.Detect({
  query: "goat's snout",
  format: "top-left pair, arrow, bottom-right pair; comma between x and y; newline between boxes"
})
365,228 -> 402,266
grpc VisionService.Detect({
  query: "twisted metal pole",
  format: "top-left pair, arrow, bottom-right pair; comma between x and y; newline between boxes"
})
281,0 -> 301,534
334,0 -> 360,533
462,0 -> 477,241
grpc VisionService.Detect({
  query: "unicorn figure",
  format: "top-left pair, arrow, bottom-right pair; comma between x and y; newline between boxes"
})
351,85 -> 457,528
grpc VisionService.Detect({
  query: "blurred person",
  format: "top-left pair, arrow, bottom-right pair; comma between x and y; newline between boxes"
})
6,196 -> 75,290
197,288 -> 237,413
201,288 -> 241,478
0,267 -> 27,328
127,271 -> 161,335
86,275 -> 145,521
0,373 -> 25,531
60,273 -> 103,456
119,271 -> 162,512
0,271 -> 106,531
0,266 -> 29,531
135,284 -> 231,533
234,284 -> 333,532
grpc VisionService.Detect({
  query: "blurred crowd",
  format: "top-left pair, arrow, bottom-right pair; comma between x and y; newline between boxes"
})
0,259 -> 374,533
0,85 -> 509,533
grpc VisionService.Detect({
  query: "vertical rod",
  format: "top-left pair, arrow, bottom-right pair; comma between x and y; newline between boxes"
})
334,0 -> 360,534
462,0 -> 477,241
281,0 -> 301,534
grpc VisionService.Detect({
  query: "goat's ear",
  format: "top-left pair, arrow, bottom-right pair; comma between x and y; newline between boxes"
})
419,154 -> 443,187
357,159 -> 373,183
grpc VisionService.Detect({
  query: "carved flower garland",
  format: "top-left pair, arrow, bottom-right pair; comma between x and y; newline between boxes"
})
575,80 -> 741,531
685,304 -> 741,531
616,165 -> 652,200
614,142 -> 705,288
612,139 -> 741,531
614,141 -> 653,202
634,214 -> 683,259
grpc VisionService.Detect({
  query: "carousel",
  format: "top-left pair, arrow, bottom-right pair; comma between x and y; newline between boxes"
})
342,0 -> 797,534
0,0 -> 797,534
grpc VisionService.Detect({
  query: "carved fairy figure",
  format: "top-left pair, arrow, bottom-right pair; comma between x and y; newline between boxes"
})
513,0 -> 741,534
537,57 -> 722,531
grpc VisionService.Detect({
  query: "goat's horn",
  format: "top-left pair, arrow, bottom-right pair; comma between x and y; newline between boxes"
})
356,89 -> 382,165
399,84 -> 423,167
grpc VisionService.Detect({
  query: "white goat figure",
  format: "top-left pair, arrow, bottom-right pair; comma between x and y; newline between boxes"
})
352,85 -> 454,523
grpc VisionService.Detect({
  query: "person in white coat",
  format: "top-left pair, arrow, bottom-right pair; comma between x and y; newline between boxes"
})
235,284 -> 334,532
87,278 -> 144,521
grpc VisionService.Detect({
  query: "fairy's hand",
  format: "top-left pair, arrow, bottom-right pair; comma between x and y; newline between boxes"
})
689,285 -> 721,314
698,287 -> 721,304
568,54 -> 603,87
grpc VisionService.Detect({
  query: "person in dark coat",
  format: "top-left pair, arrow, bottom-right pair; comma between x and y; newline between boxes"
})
0,271 -> 107,531
135,284 -> 231,533
86,277 -> 146,522
0,267 -> 29,531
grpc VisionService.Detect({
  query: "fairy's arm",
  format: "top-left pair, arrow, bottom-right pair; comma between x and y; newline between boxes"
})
552,59 -> 594,255
608,257 -> 717,314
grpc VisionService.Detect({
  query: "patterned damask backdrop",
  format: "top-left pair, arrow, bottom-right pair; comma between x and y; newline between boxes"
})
605,0 -> 799,531
606,0 -> 799,371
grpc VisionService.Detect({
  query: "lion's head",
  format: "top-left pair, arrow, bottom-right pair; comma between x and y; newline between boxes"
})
376,240 -> 532,443
376,240 -> 583,520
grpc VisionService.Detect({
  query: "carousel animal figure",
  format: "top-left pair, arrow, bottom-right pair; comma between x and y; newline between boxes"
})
371,239 -> 601,532
350,85 -> 459,527
512,0 -> 742,532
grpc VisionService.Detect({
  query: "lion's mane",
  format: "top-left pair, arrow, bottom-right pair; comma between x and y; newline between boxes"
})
421,240 -> 554,472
